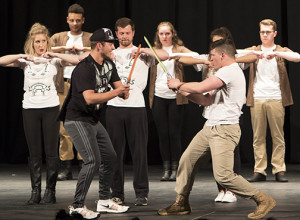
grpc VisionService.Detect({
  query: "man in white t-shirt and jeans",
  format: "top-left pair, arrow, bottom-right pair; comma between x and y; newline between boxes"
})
158,39 -> 276,219
50,3 -> 92,181
245,19 -> 300,183
106,17 -> 169,206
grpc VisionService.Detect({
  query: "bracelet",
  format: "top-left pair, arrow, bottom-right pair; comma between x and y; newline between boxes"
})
177,83 -> 184,91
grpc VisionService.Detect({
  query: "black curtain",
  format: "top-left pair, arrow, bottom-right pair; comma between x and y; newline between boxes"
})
1,0 -> 300,164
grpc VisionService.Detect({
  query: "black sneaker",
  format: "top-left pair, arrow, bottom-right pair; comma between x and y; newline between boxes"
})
135,197 -> 148,206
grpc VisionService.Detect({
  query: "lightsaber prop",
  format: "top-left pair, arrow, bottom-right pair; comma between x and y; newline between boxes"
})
144,36 -> 173,78
127,44 -> 141,84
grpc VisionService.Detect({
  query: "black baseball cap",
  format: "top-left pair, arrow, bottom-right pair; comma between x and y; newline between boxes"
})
90,28 -> 117,42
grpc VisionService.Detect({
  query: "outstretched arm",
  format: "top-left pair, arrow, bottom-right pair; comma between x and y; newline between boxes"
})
43,52 -> 80,66
140,48 -> 169,61
51,45 -> 91,54
273,51 -> 300,62
167,76 -> 224,106
178,56 -> 210,65
236,54 -> 257,63
0,54 -> 33,67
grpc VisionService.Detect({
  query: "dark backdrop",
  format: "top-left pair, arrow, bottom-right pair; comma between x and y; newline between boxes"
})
1,0 -> 300,165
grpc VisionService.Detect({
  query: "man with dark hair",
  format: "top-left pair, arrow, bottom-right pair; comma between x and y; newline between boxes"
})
51,3 -> 92,181
106,17 -> 169,206
158,39 -> 276,219
59,28 -> 130,218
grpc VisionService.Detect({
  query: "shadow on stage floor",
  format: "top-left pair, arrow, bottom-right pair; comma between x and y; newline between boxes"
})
0,163 -> 300,220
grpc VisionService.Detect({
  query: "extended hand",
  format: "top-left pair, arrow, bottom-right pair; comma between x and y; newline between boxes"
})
264,51 -> 276,60
130,49 -> 141,59
43,52 -> 56,59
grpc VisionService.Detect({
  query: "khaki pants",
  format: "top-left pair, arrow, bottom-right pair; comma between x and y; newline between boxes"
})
175,124 -> 258,199
250,99 -> 286,175
58,81 -> 82,161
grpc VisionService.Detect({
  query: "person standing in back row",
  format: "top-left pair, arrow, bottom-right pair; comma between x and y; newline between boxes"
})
51,3 -> 92,181
245,19 -> 300,183
149,21 -> 197,182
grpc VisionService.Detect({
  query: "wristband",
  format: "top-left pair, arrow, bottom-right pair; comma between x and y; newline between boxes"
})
177,83 -> 184,90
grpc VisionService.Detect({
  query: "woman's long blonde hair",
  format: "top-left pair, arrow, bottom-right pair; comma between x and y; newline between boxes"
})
153,21 -> 184,49
24,23 -> 51,55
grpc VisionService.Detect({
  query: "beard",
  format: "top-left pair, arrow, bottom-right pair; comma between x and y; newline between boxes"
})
101,51 -> 112,61
119,39 -> 132,47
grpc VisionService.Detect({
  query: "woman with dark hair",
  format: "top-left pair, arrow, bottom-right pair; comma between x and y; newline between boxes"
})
0,22 -> 80,205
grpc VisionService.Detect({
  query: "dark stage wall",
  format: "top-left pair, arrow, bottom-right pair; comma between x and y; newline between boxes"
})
1,0 -> 300,164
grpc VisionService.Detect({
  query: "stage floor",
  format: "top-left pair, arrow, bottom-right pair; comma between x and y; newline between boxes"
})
0,163 -> 299,220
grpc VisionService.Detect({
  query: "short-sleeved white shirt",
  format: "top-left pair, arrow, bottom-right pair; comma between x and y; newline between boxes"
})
154,46 -> 176,99
19,57 -> 60,109
63,32 -> 84,79
205,63 -> 246,126
107,46 -> 155,107
254,45 -> 281,99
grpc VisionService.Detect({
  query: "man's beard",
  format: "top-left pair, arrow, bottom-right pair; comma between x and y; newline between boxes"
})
101,52 -> 112,61
119,39 -> 132,47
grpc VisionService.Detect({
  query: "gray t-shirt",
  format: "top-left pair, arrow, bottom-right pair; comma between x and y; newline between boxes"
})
205,62 -> 246,126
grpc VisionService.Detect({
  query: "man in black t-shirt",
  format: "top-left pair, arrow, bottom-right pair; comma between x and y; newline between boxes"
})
59,28 -> 130,218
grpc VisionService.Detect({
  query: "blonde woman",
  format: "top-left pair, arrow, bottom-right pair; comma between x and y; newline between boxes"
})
149,22 -> 197,181
0,23 -> 80,205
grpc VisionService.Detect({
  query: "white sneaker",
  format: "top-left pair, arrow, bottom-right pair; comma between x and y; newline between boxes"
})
96,199 -> 129,213
221,191 -> 237,203
214,190 -> 225,202
69,205 -> 100,219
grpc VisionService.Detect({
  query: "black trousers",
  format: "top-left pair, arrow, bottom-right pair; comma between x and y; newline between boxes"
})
106,106 -> 149,199
22,106 -> 59,158
152,96 -> 184,162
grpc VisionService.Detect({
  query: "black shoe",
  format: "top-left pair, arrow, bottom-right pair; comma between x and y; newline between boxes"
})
135,197 -> 148,206
169,161 -> 178,181
27,189 -> 41,205
40,188 -> 56,204
248,172 -> 266,182
161,161 -> 170,181
275,172 -> 288,182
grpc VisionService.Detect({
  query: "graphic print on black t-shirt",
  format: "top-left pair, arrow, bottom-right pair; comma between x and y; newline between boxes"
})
92,61 -> 113,110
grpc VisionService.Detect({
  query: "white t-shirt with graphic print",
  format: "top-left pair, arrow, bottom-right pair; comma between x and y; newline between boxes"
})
19,57 -> 60,109
107,46 -> 155,107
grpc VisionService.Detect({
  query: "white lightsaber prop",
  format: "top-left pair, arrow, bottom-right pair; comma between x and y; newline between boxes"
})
144,36 -> 173,78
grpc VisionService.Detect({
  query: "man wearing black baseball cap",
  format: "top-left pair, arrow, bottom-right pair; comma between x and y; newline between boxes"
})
59,27 -> 130,218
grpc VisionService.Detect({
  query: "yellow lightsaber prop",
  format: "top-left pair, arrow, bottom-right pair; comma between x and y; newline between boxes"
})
144,36 -> 173,78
